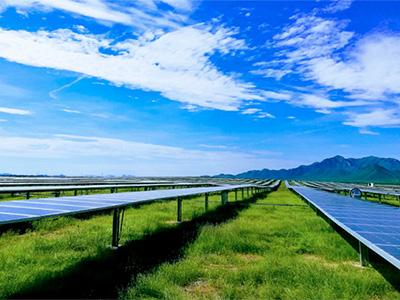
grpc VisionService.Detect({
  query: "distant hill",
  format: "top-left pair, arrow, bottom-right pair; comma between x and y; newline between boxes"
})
215,155 -> 400,183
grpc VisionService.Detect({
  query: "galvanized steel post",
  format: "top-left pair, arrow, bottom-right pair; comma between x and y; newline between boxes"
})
112,208 -> 121,248
221,191 -> 228,204
359,241 -> 369,266
205,193 -> 209,212
177,197 -> 182,222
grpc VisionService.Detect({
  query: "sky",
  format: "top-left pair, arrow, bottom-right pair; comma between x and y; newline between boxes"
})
0,0 -> 399,176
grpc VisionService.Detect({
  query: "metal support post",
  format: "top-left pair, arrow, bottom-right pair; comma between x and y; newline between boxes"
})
247,187 -> 249,197
359,241 -> 369,266
115,188 -> 118,193
112,208 -> 121,248
177,197 -> 182,222
221,191 -> 228,204
235,190 -> 238,202
205,193 -> 209,211
55,191 -> 60,197
74,190 -> 78,196
378,194 -> 382,204
26,192 -> 30,200
241,188 -> 244,199
86,189 -> 89,195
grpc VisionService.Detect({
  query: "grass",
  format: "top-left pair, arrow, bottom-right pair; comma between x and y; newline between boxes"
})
0,189 -> 250,299
122,184 -> 400,299
2,184 -> 400,299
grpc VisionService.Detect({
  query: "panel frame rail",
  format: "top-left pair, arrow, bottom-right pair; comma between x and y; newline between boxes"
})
0,182 -> 279,248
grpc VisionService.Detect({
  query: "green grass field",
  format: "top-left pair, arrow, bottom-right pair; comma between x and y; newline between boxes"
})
0,185 -> 400,299
123,185 -> 400,299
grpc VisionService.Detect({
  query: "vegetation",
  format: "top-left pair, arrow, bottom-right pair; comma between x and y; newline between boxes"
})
0,184 -> 399,299
0,190 -> 242,299
123,185 -> 400,299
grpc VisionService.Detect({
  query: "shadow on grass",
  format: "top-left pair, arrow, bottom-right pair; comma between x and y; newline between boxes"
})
9,192 -> 268,299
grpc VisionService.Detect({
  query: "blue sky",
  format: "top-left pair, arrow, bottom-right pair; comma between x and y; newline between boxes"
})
0,0 -> 399,176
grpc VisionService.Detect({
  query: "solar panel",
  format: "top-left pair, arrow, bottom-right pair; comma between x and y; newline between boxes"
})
0,183 -> 279,247
288,184 -> 400,269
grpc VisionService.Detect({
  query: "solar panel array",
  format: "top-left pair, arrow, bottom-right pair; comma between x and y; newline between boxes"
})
0,184 -> 263,225
0,182 -> 217,195
287,182 -> 400,269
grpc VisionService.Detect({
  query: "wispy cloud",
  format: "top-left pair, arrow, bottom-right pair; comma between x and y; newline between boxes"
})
199,144 -> 228,149
241,108 -> 261,115
0,25 -> 261,111
61,109 -> 82,114
49,75 -> 88,99
0,134 -> 289,175
252,4 -> 400,129
359,129 -> 379,135
344,108 -> 400,128
258,112 -> 275,119
0,107 -> 32,115
2,0 -> 194,29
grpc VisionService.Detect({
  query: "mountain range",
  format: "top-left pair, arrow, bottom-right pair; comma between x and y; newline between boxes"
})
215,155 -> 400,183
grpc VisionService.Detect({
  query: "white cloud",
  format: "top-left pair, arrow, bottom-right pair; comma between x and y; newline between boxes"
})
359,129 -> 379,135
283,94 -> 375,114
324,0 -> 353,13
273,15 -> 354,64
241,108 -> 261,115
344,108 -> 400,128
0,107 -> 32,115
49,75 -> 87,99
2,0 -> 193,30
251,68 -> 290,80
73,25 -> 88,33
262,9 -> 400,129
62,109 -> 82,114
0,134 -> 288,175
261,91 -> 291,101
308,35 -> 400,99
0,26 -> 262,111
258,112 -> 275,119
199,144 -> 228,149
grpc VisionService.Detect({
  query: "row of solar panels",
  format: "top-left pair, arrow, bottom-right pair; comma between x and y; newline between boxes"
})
299,181 -> 400,198
0,181 -> 279,225
0,182 -> 217,195
285,181 -> 400,270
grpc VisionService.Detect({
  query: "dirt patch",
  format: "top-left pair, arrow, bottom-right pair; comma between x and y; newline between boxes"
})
303,254 -> 364,268
165,219 -> 191,224
184,280 -> 221,299
238,254 -> 263,261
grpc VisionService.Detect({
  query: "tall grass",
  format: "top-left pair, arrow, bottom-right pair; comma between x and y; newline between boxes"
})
0,191 -> 240,299
123,185 -> 400,299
